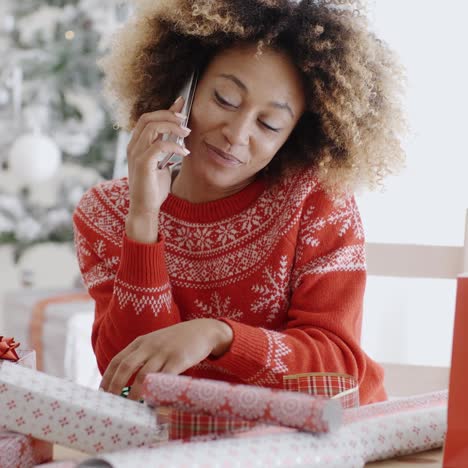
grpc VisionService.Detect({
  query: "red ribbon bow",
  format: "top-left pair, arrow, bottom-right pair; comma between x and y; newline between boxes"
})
0,336 -> 20,362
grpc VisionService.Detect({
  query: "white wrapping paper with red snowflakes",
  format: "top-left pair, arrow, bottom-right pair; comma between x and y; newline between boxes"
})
142,373 -> 342,438
0,344 -> 53,468
75,391 -> 447,468
0,430 -> 53,468
0,360 -> 168,455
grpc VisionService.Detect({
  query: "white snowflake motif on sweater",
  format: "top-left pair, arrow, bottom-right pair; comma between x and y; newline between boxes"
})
192,226 -> 214,251
327,197 -> 365,240
251,256 -> 290,323
246,329 -> 291,386
292,244 -> 366,289
189,292 -> 243,321
74,229 -> 92,271
215,223 -> 238,245
105,182 -> 129,213
74,230 -> 119,289
295,205 -> 327,261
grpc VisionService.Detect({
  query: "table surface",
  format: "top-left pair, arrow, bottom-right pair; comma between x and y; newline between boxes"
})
54,363 -> 450,467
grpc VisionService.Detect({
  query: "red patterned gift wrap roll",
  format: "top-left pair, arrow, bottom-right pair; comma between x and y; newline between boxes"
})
142,373 -> 342,434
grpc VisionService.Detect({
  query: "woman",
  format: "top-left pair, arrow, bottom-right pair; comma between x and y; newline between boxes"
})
73,0 -> 405,403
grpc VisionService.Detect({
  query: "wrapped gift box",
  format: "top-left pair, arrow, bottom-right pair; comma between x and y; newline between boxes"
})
2,288 -> 100,388
0,360 -> 167,454
0,345 -> 53,467
143,373 -> 342,440
14,348 -> 36,369
0,431 -> 52,468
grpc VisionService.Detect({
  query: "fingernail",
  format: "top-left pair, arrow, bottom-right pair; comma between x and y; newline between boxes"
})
181,126 -> 191,134
173,96 -> 182,105
175,112 -> 187,120
182,148 -> 190,155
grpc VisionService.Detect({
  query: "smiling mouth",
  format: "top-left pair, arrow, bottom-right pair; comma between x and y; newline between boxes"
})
206,143 -> 242,165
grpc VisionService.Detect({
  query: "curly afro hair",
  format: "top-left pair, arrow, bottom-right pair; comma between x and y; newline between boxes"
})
100,0 -> 407,195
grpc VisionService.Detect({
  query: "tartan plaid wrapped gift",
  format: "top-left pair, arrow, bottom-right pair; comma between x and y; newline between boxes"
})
142,372 -> 357,440
283,372 -> 359,409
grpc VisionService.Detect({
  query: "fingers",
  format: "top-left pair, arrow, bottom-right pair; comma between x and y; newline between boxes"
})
127,354 -> 192,401
159,359 -> 191,376
99,341 -> 136,391
130,120 -> 191,163
127,356 -> 166,401
100,342 -> 147,395
139,139 -> 191,173
128,97 -> 186,155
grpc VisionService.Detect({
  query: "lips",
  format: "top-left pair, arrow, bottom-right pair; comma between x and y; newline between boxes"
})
205,143 -> 243,164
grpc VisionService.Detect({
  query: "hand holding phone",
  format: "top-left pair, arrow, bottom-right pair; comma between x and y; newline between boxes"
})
125,89 -> 192,243
157,70 -> 198,169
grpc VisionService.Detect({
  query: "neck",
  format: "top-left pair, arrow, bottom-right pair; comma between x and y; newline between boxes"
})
171,160 -> 255,204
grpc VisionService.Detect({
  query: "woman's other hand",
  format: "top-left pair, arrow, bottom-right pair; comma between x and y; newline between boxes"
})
125,96 -> 191,243
99,318 -> 233,400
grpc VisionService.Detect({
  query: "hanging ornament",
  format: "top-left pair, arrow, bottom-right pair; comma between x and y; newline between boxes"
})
0,14 -> 15,34
8,132 -> 61,184
0,86 -> 9,107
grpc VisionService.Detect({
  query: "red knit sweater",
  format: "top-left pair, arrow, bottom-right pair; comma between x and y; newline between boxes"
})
73,167 -> 386,404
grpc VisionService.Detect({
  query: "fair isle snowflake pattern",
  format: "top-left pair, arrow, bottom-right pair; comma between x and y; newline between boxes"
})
74,228 -> 92,271
74,228 -> 119,289
327,197 -> 365,240
300,205 -> 327,248
251,256 -> 290,323
192,226 -> 214,251
295,195 -> 364,262
246,329 -> 291,386
83,256 -> 119,289
159,169 -> 317,255
104,178 -> 130,215
189,292 -> 243,321
114,278 -> 172,316
295,205 -> 327,261
75,180 -> 127,248
292,244 -> 366,289
215,222 -> 239,245
93,239 -> 106,258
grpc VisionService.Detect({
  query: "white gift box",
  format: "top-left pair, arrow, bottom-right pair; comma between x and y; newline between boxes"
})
0,360 -> 167,454
2,288 -> 100,388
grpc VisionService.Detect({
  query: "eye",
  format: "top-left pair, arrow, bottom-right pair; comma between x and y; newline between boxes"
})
214,91 -> 281,133
260,122 -> 280,133
214,91 -> 236,108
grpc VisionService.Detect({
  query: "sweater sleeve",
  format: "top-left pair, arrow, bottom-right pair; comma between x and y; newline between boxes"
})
206,192 -> 386,404
72,186 -> 181,375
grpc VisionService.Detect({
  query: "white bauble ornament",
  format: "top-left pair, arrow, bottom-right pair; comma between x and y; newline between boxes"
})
1,14 -> 15,34
8,132 -> 61,184
0,86 -> 9,107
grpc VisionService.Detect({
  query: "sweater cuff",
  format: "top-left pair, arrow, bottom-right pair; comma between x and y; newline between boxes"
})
118,232 -> 169,286
207,318 -> 269,379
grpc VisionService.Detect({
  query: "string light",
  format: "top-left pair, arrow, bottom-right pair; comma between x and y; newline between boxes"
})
65,30 -> 75,40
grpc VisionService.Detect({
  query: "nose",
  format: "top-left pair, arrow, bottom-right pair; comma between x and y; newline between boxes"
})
221,112 -> 251,147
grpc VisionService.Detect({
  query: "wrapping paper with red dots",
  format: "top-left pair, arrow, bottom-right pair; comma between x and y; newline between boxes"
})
0,360 -> 167,455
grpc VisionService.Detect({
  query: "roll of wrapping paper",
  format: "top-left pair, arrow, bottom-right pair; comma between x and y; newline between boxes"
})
142,373 -> 342,434
83,390 -> 448,468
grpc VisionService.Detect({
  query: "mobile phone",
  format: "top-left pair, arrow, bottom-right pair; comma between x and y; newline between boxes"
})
157,70 -> 199,169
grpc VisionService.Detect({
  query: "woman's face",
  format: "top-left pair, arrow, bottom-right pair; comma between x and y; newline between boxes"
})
183,43 -> 306,189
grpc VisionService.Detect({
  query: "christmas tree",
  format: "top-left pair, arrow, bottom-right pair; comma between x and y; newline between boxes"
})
0,0 -> 128,261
